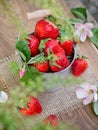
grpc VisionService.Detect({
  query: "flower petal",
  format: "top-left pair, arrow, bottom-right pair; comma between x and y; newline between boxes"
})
80,82 -> 91,90
90,85 -> 97,92
76,88 -> 88,99
75,23 -> 83,29
0,91 -> 8,103
83,94 -> 93,105
87,30 -> 93,38
85,23 -> 94,30
19,69 -> 25,79
93,93 -> 98,102
80,32 -> 87,42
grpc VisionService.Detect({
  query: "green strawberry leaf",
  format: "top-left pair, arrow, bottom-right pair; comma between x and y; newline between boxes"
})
71,7 -> 87,22
17,50 -> 26,62
16,40 -> 31,61
93,100 -> 98,115
9,61 -> 20,76
44,15 -> 57,24
91,27 -> 98,48
27,52 -> 45,64
58,20 -> 75,41
20,66 -> 41,85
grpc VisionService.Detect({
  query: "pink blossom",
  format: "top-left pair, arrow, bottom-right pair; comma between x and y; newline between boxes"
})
19,68 -> 25,79
76,83 -> 97,105
75,23 -> 94,42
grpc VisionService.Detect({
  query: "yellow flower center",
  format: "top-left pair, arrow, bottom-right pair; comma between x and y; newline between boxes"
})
89,90 -> 93,94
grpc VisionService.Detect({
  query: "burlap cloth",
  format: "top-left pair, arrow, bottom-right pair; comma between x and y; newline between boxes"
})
0,46 -> 98,129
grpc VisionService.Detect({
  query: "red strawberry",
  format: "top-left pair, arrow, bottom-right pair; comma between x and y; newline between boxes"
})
34,19 -> 59,39
61,40 -> 73,56
20,97 -> 42,116
44,39 -> 65,55
44,115 -> 58,127
34,61 -> 49,72
27,35 -> 40,56
72,56 -> 88,76
49,53 -> 70,72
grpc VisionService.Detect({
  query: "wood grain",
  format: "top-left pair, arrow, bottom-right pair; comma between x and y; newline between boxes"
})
0,0 -> 98,130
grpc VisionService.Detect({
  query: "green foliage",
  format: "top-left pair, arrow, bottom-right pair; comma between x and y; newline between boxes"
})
71,7 -> 87,23
27,53 -> 45,64
91,27 -> 98,48
44,15 -> 57,24
0,0 -> 22,29
93,100 -> 98,115
9,61 -> 20,76
20,66 -> 42,85
69,18 -> 82,24
57,17 -> 75,41
16,40 -> 31,61
33,122 -> 54,130
34,0 -> 65,17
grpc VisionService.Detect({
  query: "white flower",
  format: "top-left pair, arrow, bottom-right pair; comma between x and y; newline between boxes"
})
0,91 -> 8,103
76,83 -> 97,105
75,23 -> 94,42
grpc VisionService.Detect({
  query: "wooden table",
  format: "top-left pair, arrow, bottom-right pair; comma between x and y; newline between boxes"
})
0,0 -> 98,129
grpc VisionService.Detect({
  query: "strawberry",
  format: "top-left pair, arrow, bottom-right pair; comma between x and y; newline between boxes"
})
44,39 -> 65,55
27,35 -> 40,56
61,40 -> 73,56
72,56 -> 88,76
34,19 -> 59,39
20,97 -> 42,116
49,53 -> 70,72
34,61 -> 49,72
44,115 -> 58,127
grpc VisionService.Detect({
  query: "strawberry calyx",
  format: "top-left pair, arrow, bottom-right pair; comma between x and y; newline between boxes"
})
44,15 -> 57,24
39,38 -> 50,52
77,55 -> 88,60
27,52 -> 46,65
47,52 -> 62,69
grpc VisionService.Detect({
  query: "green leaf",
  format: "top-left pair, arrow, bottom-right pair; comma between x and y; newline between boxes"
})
9,61 -> 20,76
27,52 -> 45,64
93,100 -> 98,115
91,27 -> 98,48
18,50 -> 26,62
71,7 -> 87,22
16,40 -> 31,61
69,18 -> 82,24
21,66 -> 41,85
44,15 -> 57,24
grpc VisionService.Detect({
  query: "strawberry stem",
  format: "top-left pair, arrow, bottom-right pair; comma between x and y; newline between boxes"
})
27,52 -> 44,64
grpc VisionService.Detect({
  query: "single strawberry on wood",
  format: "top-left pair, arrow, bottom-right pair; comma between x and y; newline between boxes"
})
27,35 -> 40,56
72,56 -> 88,76
34,19 -> 59,39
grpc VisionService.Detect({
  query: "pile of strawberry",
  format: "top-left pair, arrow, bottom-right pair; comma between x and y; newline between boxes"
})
26,18 -> 74,73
